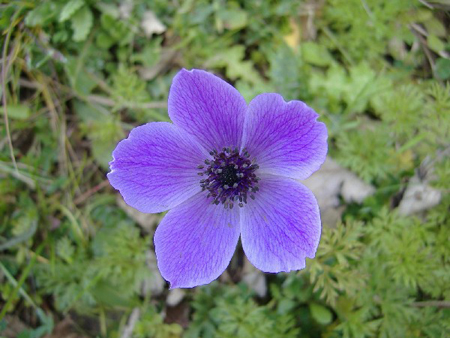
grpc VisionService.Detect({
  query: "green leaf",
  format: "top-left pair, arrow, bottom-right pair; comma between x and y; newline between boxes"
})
64,58 -> 97,95
427,34 -> 445,53
206,46 -> 263,85
24,3 -> 57,27
95,31 -> 115,49
0,319 -> 6,331
71,6 -> 93,42
309,303 -> 333,325
91,281 -> 135,307
277,299 -> 296,315
0,212 -> 37,251
56,237 -> 75,264
59,0 -> 84,22
217,8 -> 248,31
423,17 -> 447,37
0,5 -> 16,30
73,100 -> 123,169
269,43 -> 301,100
301,41 -> 334,67
0,104 -> 31,120
100,14 -> 132,44
95,2 -> 120,18
435,58 -> 450,80
35,308 -> 54,336
235,80 -> 275,103
90,120 -> 124,169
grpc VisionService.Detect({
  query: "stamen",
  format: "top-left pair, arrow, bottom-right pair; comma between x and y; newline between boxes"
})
197,147 -> 260,209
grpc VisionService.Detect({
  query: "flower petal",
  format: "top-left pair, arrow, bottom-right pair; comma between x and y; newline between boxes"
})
154,192 -> 240,288
242,93 -> 328,180
240,175 -> 321,273
108,122 -> 208,213
168,69 -> 247,152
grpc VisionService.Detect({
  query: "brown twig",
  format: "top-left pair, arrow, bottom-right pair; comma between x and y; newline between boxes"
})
409,23 -> 436,75
87,94 -> 167,109
120,308 -> 141,338
74,179 -> 110,205
18,79 -> 167,110
411,301 -> 450,308
1,15 -> 18,172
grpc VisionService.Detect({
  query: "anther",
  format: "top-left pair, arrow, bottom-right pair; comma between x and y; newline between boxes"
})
199,147 -> 259,209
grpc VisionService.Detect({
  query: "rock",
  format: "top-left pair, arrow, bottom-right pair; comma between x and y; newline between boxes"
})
303,158 -> 375,226
117,196 -> 160,233
166,289 -> 186,307
398,175 -> 442,216
141,11 -> 166,38
242,258 -> 267,297
142,250 -> 165,296
119,0 -> 133,19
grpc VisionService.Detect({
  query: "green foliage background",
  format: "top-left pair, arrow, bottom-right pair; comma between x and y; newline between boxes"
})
1,0 -> 449,337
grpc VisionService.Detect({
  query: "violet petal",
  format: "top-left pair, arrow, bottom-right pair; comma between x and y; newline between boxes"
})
242,93 -> 328,180
154,192 -> 240,288
241,174 -> 321,273
108,122 -> 207,213
169,69 -> 247,151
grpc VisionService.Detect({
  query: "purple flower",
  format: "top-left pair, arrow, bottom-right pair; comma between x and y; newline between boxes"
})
108,69 -> 328,288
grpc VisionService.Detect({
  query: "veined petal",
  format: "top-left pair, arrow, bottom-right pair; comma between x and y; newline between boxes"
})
241,175 -> 321,273
108,122 -> 208,213
242,93 -> 328,180
168,69 -> 247,152
154,192 -> 240,288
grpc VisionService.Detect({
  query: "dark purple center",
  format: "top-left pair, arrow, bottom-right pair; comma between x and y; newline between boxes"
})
197,147 -> 259,209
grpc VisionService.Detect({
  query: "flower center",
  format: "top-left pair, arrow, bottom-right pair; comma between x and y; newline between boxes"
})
198,147 -> 259,209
